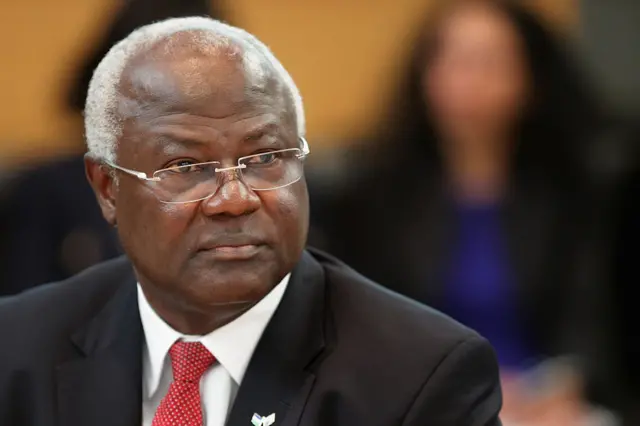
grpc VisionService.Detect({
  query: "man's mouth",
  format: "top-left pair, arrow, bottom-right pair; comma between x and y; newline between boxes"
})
203,244 -> 262,260
197,236 -> 266,260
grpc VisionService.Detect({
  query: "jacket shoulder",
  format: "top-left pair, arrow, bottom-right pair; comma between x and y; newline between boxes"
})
309,247 -> 478,346
309,247 -> 487,381
308,248 -> 496,417
0,256 -> 132,346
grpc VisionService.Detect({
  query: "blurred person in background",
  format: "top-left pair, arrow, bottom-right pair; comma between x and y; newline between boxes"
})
310,0 -> 615,424
0,0 -> 222,296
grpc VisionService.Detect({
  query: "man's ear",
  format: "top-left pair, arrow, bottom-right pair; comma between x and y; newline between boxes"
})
84,155 -> 118,226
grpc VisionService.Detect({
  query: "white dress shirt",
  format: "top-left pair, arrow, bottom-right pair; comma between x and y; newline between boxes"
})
137,275 -> 290,426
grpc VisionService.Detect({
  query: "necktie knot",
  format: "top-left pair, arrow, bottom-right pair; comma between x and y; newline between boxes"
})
168,341 -> 215,383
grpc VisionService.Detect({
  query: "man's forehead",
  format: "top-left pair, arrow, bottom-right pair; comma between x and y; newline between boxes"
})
117,32 -> 287,120
121,35 -> 242,98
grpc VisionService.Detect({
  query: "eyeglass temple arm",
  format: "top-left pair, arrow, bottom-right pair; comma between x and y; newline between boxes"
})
103,160 -> 160,182
300,137 -> 310,155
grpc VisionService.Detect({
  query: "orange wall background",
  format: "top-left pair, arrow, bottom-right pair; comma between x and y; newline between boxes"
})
0,0 -> 575,168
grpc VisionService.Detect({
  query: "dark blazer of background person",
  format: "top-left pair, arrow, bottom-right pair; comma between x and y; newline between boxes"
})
308,0 -> 612,405
0,249 -> 502,426
0,158 -> 121,295
0,0 -> 220,296
609,150 -> 640,423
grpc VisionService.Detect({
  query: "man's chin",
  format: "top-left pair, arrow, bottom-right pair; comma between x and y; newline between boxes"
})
187,271 -> 274,306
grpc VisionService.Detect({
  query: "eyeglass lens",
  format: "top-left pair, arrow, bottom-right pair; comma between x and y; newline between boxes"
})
150,148 -> 304,203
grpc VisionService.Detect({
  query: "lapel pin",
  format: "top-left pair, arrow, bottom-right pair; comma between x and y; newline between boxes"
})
251,412 -> 276,426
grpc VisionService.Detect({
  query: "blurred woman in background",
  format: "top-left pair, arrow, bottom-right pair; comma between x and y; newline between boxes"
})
311,0 -> 616,422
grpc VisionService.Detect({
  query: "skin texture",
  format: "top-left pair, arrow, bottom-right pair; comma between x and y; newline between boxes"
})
85,33 -> 309,335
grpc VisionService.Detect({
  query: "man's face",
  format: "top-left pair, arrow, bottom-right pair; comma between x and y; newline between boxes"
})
88,37 -> 309,314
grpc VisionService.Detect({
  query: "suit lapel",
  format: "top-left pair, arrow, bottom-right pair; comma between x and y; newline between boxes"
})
57,265 -> 143,426
226,250 -> 330,426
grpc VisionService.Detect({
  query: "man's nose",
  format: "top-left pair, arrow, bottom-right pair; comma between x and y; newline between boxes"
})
200,168 -> 261,217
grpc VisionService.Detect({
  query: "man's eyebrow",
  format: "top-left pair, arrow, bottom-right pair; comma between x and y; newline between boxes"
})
242,122 -> 280,140
147,121 -> 285,148
147,133 -> 211,160
150,127 -> 214,147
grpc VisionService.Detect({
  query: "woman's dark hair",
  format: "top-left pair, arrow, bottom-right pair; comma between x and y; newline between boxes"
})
376,0 -> 600,185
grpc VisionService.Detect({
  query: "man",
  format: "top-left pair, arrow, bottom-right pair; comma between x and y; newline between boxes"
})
0,17 -> 502,426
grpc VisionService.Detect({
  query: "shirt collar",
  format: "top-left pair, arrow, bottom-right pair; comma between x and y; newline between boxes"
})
138,274 -> 290,398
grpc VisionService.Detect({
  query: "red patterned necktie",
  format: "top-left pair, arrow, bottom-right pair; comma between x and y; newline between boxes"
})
152,341 -> 216,426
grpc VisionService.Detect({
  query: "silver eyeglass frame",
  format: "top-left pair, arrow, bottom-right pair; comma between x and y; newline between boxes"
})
101,137 -> 310,203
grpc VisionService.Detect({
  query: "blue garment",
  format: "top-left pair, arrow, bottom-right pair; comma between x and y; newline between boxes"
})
443,202 -> 536,370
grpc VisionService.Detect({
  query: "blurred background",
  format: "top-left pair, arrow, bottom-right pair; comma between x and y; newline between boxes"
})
0,0 -> 639,425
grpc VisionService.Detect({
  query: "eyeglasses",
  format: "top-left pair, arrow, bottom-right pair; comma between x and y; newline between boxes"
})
104,138 -> 309,204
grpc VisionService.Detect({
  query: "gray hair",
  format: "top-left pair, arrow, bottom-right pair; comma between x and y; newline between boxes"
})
84,16 -> 305,162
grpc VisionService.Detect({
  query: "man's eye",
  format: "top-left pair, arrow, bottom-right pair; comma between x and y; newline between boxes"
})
166,160 -> 199,173
247,152 -> 277,165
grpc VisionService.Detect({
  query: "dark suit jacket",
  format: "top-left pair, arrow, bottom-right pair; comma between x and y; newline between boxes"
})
0,249 -> 501,426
